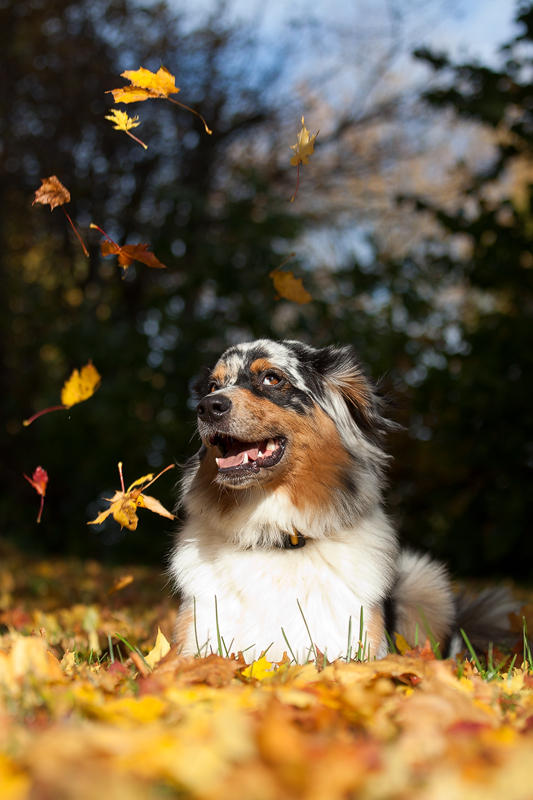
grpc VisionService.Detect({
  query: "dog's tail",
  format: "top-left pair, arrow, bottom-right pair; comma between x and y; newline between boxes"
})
447,588 -> 519,658
391,550 -> 519,657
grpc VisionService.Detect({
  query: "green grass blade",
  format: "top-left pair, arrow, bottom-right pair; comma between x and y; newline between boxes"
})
214,595 -> 223,657
460,628 -> 483,674
281,627 -> 298,664
346,615 -> 353,663
417,605 -> 442,659
297,599 -> 316,661
384,629 -> 397,654
107,633 -> 114,665
193,597 -> 201,658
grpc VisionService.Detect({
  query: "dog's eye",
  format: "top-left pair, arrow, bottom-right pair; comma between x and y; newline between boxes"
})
209,382 -> 218,393
262,373 -> 281,386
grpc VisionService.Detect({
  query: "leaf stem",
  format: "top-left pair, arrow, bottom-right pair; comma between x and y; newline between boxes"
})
125,130 -> 148,150
89,223 -> 119,249
290,160 -> 300,202
37,494 -> 45,524
167,97 -> 212,134
61,207 -> 89,257
23,404 -> 68,427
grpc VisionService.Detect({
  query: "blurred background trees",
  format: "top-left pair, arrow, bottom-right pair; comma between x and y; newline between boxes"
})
1,0 -> 531,578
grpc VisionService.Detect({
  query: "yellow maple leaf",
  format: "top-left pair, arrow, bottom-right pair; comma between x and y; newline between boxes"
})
109,64 -> 212,134
290,116 -> 319,201
290,116 -> 319,166
105,109 -> 147,150
88,463 -> 175,531
241,654 -> 275,681
112,66 -> 180,102
144,627 -> 171,669
60,364 -> 100,408
270,270 -> 312,304
60,361 -> 101,407
23,361 -> 101,426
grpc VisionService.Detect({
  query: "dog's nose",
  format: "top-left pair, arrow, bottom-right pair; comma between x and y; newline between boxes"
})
197,393 -> 232,422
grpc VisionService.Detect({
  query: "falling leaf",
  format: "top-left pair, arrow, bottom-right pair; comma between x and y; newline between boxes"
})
290,117 -> 319,167
109,64 -> 212,134
290,116 -> 319,201
23,466 -> 48,523
88,462 -> 175,531
60,361 -> 102,407
110,66 -> 180,103
270,270 -> 312,304
108,575 -> 134,596
90,224 -> 167,274
23,362 -> 101,427
144,628 -> 171,669
105,109 -> 148,150
32,176 -> 89,256
33,175 -> 71,209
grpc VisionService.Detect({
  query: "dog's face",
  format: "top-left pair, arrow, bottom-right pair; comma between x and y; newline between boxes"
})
193,339 -> 393,492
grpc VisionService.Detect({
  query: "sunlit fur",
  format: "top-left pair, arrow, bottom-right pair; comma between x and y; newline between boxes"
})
169,339 -> 513,662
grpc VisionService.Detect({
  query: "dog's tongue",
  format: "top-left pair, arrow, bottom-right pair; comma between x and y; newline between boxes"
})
218,440 -> 264,469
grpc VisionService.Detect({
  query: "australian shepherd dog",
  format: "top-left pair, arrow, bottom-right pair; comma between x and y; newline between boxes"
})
170,339 -> 514,662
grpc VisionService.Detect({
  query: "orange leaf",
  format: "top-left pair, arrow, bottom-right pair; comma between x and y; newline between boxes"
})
108,575 -> 134,596
270,270 -> 312,304
33,176 -> 71,209
99,239 -> 167,273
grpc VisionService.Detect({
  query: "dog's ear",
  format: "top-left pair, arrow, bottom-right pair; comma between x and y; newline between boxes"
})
311,345 -> 400,437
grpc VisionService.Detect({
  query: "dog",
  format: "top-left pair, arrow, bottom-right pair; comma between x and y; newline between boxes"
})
169,339 -> 514,662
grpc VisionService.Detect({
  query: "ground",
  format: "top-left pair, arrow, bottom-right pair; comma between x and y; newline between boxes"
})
1,541 -> 533,800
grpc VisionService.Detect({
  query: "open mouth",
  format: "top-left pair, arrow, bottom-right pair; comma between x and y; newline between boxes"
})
209,434 -> 286,473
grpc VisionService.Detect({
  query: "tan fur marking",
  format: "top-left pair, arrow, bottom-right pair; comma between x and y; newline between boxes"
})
174,602 -> 194,651
200,388 -> 352,513
211,364 -> 227,385
334,372 -> 371,412
366,605 -> 385,659
249,358 -> 276,374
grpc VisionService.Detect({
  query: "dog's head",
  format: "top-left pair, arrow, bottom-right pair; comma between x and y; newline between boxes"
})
191,340 -> 398,503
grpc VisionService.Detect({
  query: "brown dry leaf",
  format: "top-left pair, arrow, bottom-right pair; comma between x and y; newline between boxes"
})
99,238 -> 167,273
270,270 -> 312,304
33,175 -> 71,209
154,651 -> 242,687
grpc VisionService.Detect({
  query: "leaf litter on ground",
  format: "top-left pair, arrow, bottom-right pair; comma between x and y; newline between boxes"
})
1,540 -> 533,800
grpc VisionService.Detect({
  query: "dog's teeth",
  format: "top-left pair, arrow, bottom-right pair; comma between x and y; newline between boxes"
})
266,439 -> 276,451
242,453 -> 249,465
258,451 -> 264,459
215,458 -> 220,467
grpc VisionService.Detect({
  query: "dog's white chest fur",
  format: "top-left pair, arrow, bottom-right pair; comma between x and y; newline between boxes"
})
170,509 -> 396,662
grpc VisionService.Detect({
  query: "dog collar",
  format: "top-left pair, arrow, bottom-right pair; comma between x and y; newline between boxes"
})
283,529 -> 306,549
